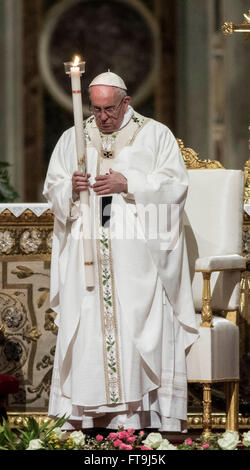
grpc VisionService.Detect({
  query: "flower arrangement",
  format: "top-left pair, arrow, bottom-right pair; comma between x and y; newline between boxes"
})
0,416 -> 250,451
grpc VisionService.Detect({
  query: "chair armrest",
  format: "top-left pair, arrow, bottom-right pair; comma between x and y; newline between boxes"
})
195,254 -> 246,272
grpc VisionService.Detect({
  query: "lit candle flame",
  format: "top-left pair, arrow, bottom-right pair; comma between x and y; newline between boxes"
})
73,55 -> 80,66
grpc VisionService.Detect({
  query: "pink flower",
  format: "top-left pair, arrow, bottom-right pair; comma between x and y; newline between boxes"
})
127,436 -> 136,443
117,430 -> 130,440
96,434 -> 104,441
202,443 -> 210,449
185,438 -> 193,446
140,445 -> 152,450
114,439 -> 123,448
107,432 -> 118,440
119,443 -> 133,450
127,428 -> 135,435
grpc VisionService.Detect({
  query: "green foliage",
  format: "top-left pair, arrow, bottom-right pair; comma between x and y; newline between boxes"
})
0,162 -> 19,202
0,418 -> 17,450
0,415 -> 68,450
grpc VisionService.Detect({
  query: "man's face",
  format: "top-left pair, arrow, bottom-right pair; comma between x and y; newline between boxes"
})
89,85 -> 130,134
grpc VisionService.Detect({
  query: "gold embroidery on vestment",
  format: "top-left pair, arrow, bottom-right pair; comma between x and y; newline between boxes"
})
88,111 -> 149,404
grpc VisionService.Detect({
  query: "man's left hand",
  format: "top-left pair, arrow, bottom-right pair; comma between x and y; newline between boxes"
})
92,169 -> 128,195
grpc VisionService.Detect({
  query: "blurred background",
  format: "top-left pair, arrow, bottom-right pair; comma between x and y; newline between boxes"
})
0,0 -> 249,203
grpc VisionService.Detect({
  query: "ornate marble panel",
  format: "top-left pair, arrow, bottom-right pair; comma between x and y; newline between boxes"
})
0,205 -> 56,413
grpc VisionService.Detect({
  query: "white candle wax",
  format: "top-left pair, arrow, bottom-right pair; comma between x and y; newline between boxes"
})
69,63 -> 95,289
70,66 -> 86,172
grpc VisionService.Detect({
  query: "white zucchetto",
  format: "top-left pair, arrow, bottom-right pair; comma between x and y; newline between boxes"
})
89,71 -> 127,90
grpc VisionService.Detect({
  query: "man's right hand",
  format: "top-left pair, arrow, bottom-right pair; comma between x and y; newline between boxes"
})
72,171 -> 91,194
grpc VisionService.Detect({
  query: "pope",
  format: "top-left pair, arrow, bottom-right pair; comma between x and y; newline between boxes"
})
43,71 -> 198,432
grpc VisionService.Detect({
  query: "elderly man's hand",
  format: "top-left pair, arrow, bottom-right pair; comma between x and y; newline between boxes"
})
72,171 -> 91,193
92,169 -> 128,195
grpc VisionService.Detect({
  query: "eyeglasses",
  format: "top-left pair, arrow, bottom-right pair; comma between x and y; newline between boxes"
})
89,97 -> 125,118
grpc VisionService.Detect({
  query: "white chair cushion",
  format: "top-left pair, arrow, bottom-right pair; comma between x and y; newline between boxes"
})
195,254 -> 246,271
186,314 -> 239,382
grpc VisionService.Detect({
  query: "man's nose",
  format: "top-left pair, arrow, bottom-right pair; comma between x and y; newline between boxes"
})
100,109 -> 108,121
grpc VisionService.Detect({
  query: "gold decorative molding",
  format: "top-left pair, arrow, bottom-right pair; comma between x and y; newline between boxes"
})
0,209 -> 54,226
202,384 -> 212,438
244,158 -> 250,205
0,209 -> 54,260
22,325 -> 42,343
6,411 -> 250,430
221,22 -> 234,36
200,272 -> 213,328
225,382 -> 239,432
177,139 -> 224,169
187,413 -> 250,430
221,10 -> 250,36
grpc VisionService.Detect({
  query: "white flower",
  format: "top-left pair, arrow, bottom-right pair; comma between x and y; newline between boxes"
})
242,431 -> 250,447
26,438 -> 44,450
69,430 -> 86,446
50,427 -> 66,441
218,430 -> 240,450
158,439 -> 177,450
142,432 -> 163,449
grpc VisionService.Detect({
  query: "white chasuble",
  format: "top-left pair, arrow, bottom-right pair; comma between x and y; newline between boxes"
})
43,108 -> 198,431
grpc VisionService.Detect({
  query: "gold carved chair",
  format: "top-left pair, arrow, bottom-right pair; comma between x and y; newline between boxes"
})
178,140 -> 246,437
